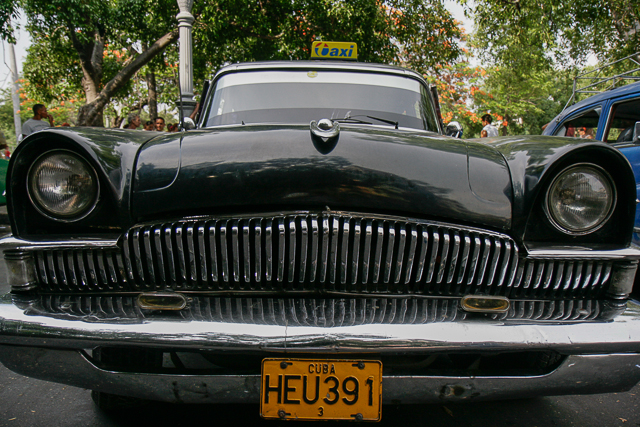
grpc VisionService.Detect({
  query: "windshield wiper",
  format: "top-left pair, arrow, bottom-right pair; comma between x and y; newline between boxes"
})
335,115 -> 398,129
333,117 -> 373,125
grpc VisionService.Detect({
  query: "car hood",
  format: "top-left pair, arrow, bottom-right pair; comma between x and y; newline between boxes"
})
132,124 -> 512,231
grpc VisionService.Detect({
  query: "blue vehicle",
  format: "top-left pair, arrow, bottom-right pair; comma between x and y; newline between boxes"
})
543,74 -> 640,245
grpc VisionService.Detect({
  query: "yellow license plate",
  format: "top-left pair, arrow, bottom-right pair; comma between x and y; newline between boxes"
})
260,359 -> 382,421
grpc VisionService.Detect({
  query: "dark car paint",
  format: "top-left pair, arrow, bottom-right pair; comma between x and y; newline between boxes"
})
6,128 -> 160,237
5,122 -> 636,251
480,135 -> 637,244
133,124 -> 513,232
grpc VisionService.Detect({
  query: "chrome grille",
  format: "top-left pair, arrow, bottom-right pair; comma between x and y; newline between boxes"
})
17,295 -> 618,325
33,213 -> 613,299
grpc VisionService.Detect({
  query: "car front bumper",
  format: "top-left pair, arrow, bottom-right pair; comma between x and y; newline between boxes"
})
1,292 -> 640,403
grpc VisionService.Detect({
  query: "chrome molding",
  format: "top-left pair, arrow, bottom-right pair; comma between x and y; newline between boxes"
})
1,295 -> 640,354
13,295 -> 623,325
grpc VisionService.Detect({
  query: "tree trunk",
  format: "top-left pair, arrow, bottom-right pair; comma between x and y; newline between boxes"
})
76,30 -> 178,126
147,71 -> 158,120
71,28 -> 106,127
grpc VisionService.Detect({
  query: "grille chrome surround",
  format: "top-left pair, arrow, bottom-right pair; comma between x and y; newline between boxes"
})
14,295 -> 621,325
32,212 -> 613,299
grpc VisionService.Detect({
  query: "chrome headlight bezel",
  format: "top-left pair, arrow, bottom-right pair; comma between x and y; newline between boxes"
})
544,163 -> 616,236
27,150 -> 100,222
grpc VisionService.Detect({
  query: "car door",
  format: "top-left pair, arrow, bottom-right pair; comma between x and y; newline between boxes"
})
602,95 -> 640,244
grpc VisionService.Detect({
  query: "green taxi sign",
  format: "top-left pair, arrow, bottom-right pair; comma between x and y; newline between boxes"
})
311,41 -> 358,60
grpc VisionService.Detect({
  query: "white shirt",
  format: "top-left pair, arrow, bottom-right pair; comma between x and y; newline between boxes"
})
22,118 -> 51,138
483,124 -> 499,137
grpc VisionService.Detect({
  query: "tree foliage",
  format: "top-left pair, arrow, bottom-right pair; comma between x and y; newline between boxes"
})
191,0 -> 464,76
22,0 -> 179,125
0,0 -> 19,42
471,0 -> 640,68
20,0 -> 465,127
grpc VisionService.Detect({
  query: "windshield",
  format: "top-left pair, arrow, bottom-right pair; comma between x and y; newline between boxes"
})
203,70 -> 439,132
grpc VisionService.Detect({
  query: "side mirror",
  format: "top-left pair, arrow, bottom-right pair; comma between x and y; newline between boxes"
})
634,121 -> 640,143
182,117 -> 196,131
445,121 -> 463,138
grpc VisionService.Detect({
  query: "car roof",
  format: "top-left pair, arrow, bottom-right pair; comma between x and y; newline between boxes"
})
560,80 -> 640,119
212,60 -> 426,83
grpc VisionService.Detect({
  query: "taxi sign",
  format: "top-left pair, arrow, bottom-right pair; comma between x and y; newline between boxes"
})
311,41 -> 358,60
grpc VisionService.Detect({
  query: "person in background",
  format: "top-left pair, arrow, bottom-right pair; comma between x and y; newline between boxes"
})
22,104 -> 54,140
481,114 -> 499,138
0,131 -> 9,158
144,121 -> 154,131
126,114 -> 141,130
155,117 -> 166,132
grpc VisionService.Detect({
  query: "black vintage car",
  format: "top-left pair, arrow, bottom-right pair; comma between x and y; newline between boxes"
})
1,59 -> 640,421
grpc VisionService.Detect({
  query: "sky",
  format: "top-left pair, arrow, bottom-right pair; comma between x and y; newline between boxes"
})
0,13 -> 30,91
0,2 -> 473,91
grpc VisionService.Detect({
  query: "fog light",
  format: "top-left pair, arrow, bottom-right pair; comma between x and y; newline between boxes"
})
137,292 -> 187,310
461,295 -> 510,313
4,251 -> 37,291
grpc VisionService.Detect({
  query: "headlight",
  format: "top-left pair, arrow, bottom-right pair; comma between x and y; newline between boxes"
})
28,151 -> 99,221
545,164 -> 615,234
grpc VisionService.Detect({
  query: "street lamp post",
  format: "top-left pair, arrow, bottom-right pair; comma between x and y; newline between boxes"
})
177,0 -> 197,120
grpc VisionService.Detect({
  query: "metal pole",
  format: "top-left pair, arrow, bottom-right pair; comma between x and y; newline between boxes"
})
7,42 -> 22,142
177,0 -> 196,119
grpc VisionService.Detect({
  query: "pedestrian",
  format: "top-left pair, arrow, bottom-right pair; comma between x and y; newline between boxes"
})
21,104 -> 54,140
144,121 -> 154,131
481,114 -> 499,138
155,117 -> 166,132
0,131 -> 9,158
126,114 -> 141,130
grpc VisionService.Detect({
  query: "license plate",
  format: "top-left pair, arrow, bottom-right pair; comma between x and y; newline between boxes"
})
260,358 -> 382,421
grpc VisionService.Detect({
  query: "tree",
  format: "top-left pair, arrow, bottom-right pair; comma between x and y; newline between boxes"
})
22,0 -> 466,127
470,0 -> 640,68
0,0 -> 19,42
191,0 -> 464,78
22,0 -> 180,126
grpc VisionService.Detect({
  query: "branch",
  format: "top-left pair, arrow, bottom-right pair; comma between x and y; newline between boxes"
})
81,29 -> 179,125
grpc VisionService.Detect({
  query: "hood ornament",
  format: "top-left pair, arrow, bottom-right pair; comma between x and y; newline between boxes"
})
310,119 -> 340,154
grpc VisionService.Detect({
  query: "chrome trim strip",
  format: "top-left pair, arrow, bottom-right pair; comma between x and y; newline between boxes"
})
198,225 -> 208,283
231,221 -> 240,283
299,219 -> 308,283
242,223 -> 250,284
288,218 -> 296,284
277,219 -> 285,283
143,228 -> 155,284
208,223 -> 218,282
351,220 -> 361,286
155,228 -> 166,284
175,225 -> 186,282
526,246 -> 640,259
340,218 -> 349,285
187,225 -> 197,283
254,223 -> 262,283
0,296 -> 639,353
329,217 -> 339,285
219,222 -> 229,283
